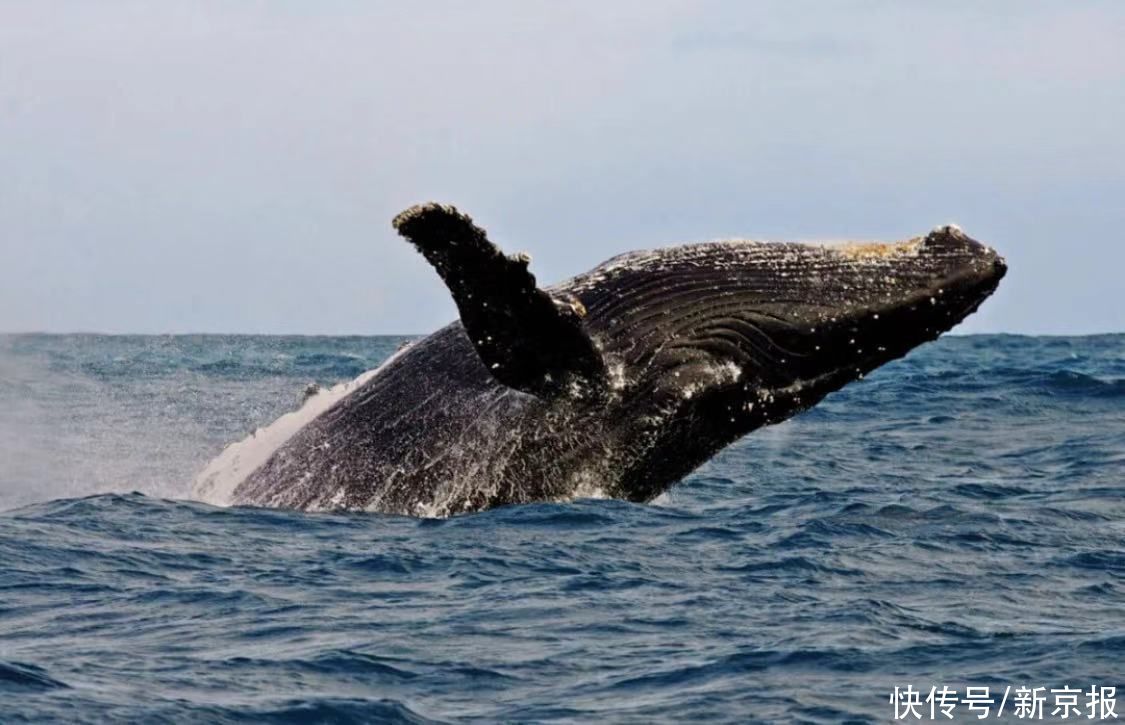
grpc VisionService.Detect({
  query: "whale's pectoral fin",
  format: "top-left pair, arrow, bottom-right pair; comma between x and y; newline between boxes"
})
393,203 -> 607,397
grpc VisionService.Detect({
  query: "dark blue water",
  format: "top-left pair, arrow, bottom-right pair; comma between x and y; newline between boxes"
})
1,334 -> 1123,723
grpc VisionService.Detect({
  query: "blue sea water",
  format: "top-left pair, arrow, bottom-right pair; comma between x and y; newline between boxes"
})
1,333 -> 1123,723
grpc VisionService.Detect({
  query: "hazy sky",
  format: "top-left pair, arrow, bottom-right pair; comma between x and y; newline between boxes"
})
1,1 -> 1122,334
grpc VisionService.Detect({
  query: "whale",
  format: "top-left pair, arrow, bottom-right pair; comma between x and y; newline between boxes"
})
192,203 -> 1006,515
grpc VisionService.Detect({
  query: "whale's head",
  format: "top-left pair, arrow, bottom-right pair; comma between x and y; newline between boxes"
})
569,225 -> 1006,499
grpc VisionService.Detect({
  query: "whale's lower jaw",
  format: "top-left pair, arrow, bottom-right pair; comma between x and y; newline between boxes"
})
194,205 -> 1005,516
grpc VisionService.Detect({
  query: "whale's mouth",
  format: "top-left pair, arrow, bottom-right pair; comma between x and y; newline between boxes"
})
797,228 -> 1006,385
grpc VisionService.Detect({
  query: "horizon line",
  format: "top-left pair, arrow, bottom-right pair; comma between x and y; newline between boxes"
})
3,329 -> 1124,339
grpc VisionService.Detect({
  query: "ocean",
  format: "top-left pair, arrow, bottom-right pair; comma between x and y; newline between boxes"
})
1,333 -> 1123,723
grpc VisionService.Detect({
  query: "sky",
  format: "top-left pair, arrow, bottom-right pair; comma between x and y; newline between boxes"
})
1,1 -> 1122,335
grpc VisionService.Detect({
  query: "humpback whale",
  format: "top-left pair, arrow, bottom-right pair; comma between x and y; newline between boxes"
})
193,204 -> 1006,515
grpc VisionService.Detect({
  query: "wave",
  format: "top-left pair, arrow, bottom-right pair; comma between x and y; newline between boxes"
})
1036,370 -> 1125,398
0,661 -> 69,692
186,698 -> 443,725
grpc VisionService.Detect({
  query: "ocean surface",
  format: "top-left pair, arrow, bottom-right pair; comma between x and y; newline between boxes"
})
1,333 -> 1123,723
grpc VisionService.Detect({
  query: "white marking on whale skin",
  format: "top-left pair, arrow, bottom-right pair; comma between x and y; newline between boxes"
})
190,342 -> 415,507
326,486 -> 347,509
566,473 -> 610,502
681,360 -> 743,400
